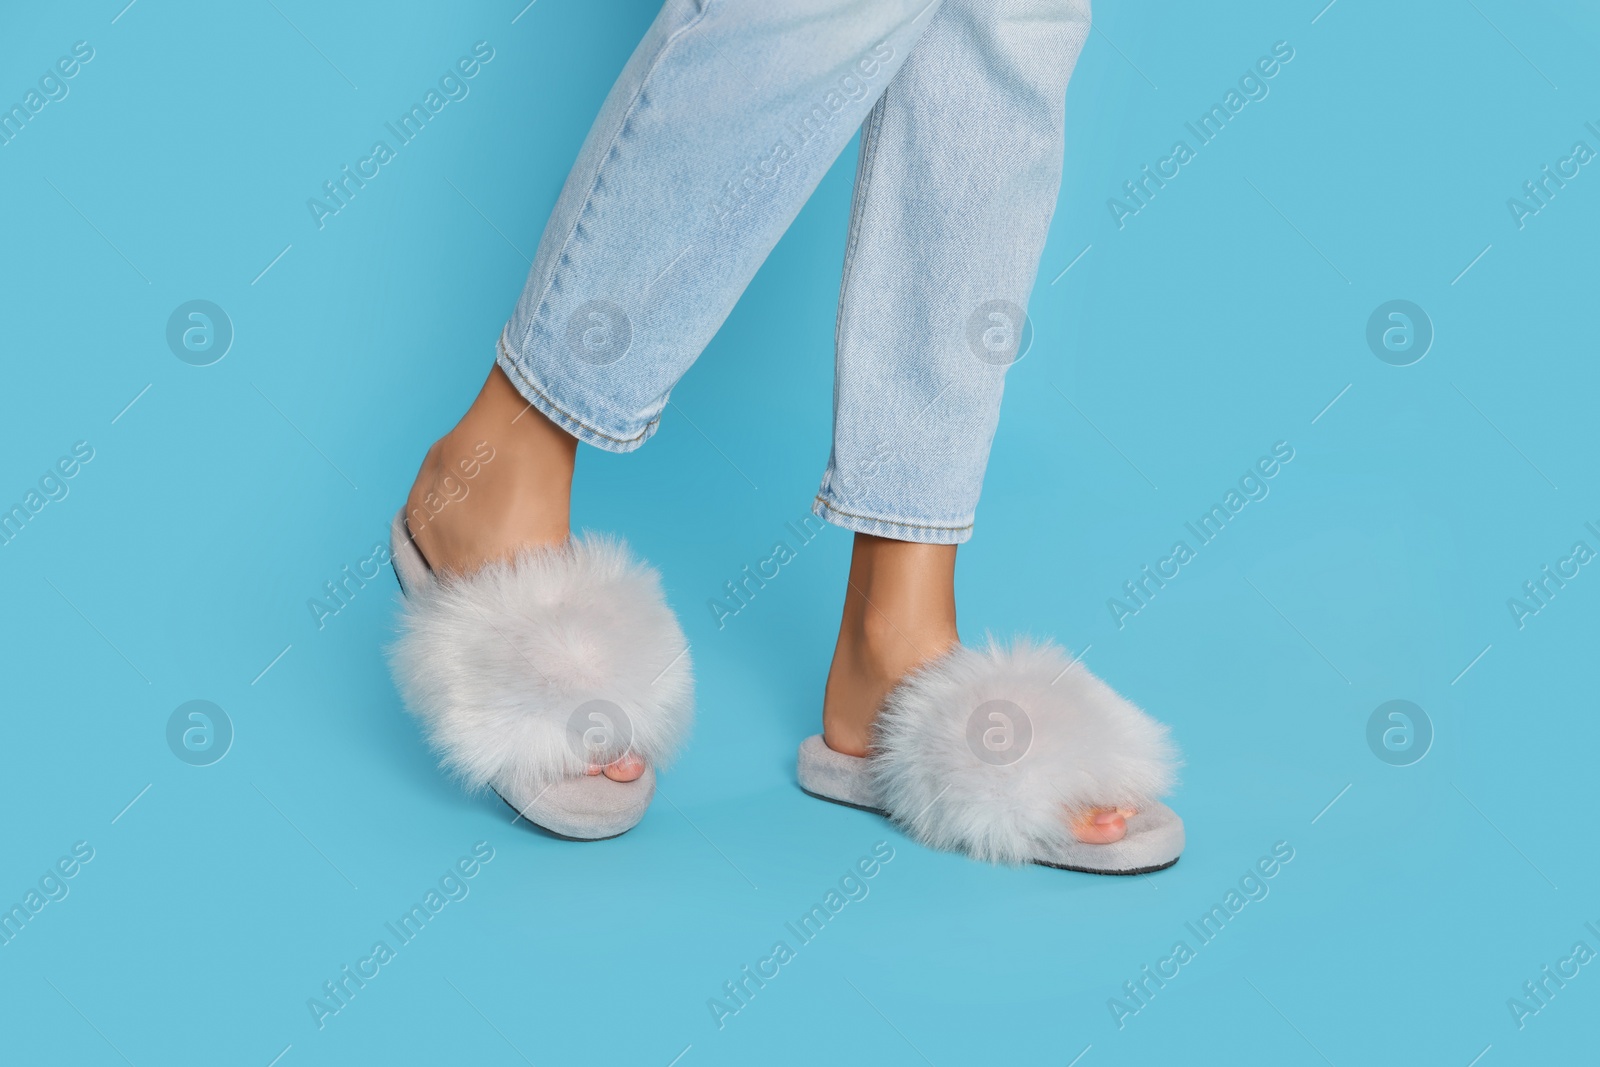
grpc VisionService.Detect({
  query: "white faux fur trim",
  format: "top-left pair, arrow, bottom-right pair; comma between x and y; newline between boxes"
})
869,639 -> 1178,865
389,535 -> 693,798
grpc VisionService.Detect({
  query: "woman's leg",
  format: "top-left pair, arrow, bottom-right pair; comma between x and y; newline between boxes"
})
408,0 -> 944,778
816,0 -> 1130,841
496,0 -> 944,452
412,0 -> 952,575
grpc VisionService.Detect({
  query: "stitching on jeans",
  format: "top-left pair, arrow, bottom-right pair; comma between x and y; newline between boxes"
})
497,333 -> 657,446
835,0 -> 946,339
813,495 -> 973,533
519,0 -> 712,357
835,92 -> 888,350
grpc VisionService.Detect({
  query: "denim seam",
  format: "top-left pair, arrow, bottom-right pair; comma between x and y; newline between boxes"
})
835,94 -> 888,349
497,331 -> 657,447
813,494 -> 973,533
519,1 -> 713,358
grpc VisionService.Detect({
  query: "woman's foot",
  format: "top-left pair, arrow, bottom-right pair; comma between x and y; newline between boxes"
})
821,533 -> 1131,844
405,365 -> 642,783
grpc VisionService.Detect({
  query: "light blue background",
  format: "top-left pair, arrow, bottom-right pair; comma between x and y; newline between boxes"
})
2,0 -> 1596,1063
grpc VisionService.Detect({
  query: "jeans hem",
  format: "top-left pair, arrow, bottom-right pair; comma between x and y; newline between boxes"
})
811,495 -> 973,546
496,330 -> 659,454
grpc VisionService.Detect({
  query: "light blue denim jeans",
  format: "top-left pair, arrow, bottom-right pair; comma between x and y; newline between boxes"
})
497,0 -> 1090,544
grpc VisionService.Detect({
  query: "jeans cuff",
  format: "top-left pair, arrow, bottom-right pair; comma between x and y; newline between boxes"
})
811,494 -> 973,546
495,328 -> 659,454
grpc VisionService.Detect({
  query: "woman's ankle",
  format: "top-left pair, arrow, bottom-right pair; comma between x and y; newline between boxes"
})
405,366 -> 577,574
821,534 -> 960,756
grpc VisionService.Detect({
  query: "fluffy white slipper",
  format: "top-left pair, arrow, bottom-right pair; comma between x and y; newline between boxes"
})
387,509 -> 693,839
797,639 -> 1183,874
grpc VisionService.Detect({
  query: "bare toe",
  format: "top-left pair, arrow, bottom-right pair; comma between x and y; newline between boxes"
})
602,753 -> 646,782
1067,806 -> 1136,844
